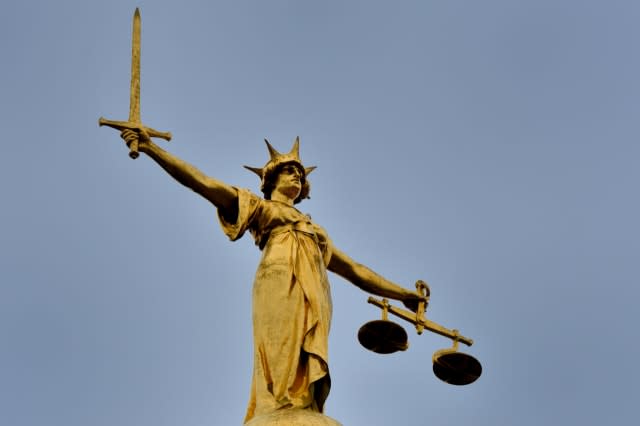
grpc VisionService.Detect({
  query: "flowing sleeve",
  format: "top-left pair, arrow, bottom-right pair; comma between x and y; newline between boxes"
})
217,188 -> 262,241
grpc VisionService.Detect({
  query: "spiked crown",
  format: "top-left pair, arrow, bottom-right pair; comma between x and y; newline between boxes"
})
244,137 -> 316,204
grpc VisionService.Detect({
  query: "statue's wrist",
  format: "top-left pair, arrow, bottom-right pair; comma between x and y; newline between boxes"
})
138,140 -> 153,154
402,288 -> 416,300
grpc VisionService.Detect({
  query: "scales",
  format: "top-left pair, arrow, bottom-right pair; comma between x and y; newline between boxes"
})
358,280 -> 482,385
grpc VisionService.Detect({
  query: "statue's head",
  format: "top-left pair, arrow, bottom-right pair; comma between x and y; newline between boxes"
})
244,137 -> 315,204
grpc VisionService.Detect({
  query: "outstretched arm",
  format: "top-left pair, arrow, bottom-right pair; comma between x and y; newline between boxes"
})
328,247 -> 425,310
121,129 -> 238,221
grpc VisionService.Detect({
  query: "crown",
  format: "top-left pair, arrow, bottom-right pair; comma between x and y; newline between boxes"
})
244,137 -> 316,199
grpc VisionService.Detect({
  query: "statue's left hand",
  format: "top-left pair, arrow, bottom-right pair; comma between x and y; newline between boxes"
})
402,292 -> 427,313
401,280 -> 430,312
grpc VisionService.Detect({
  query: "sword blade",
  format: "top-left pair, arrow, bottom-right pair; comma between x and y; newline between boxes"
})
128,8 -> 141,124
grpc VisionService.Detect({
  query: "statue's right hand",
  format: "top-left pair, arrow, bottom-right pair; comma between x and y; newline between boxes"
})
120,128 -> 151,150
120,129 -> 137,148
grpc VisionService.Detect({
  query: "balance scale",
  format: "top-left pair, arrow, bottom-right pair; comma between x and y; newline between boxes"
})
358,281 -> 482,385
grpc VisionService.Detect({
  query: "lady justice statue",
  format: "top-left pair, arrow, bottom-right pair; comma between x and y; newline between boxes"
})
119,129 -> 426,425
100,8 -> 429,426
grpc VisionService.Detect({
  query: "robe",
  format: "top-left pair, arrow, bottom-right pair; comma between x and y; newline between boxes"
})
218,188 -> 333,423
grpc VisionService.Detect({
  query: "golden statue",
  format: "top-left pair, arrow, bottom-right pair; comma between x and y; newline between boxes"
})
117,129 -> 426,423
100,9 -> 481,426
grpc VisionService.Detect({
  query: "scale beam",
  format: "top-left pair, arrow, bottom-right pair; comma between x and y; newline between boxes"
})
367,296 -> 474,347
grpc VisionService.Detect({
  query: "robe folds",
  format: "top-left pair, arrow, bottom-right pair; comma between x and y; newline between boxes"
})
218,189 -> 333,423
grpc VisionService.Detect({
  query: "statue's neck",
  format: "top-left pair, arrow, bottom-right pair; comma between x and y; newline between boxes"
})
270,192 -> 295,206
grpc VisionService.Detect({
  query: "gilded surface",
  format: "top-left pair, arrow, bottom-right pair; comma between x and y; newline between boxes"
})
245,408 -> 342,426
99,9 -> 428,425
219,190 -> 333,420
113,130 -> 426,424
98,8 -> 172,158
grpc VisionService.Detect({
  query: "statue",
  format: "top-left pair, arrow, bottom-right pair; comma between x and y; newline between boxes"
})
100,9 -> 481,425
119,129 -> 426,423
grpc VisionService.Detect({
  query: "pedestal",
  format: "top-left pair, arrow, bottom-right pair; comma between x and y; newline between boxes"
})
245,408 -> 342,425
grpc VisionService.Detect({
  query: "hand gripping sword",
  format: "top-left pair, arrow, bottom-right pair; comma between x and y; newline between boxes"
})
99,8 -> 171,159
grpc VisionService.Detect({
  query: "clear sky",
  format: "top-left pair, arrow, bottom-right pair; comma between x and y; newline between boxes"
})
1,1 -> 639,425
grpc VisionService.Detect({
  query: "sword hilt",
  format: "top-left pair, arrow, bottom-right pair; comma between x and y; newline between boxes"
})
129,140 -> 140,159
99,117 -> 172,159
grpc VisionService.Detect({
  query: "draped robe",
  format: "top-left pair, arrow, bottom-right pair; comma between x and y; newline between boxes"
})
218,189 -> 333,423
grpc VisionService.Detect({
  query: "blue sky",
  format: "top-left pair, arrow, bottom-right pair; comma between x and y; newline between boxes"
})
1,1 -> 639,425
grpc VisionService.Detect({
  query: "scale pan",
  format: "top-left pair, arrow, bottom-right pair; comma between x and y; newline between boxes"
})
358,320 -> 409,354
432,349 -> 482,385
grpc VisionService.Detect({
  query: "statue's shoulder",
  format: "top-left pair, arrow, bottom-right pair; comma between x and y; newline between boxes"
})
235,187 -> 264,209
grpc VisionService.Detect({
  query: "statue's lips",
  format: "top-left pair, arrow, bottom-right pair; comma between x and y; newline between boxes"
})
286,177 -> 301,186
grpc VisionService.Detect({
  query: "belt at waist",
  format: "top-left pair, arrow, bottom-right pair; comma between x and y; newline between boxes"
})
259,221 -> 318,248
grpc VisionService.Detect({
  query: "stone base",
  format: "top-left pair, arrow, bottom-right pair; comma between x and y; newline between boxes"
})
245,408 -> 342,426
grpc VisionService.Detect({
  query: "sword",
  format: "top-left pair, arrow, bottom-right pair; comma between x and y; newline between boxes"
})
99,8 -> 171,159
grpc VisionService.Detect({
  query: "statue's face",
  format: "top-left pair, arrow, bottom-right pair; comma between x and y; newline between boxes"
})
273,164 -> 303,200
